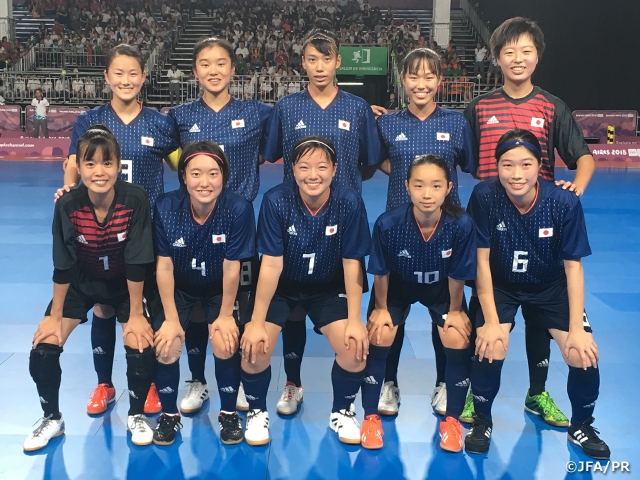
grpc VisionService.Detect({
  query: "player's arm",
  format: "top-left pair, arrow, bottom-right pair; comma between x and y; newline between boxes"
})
154,255 -> 185,357
475,247 -> 508,361
367,273 -> 394,344
343,257 -> 368,361
63,155 -> 79,187
212,259 -> 241,354
570,154 -> 595,196
443,277 -> 471,341
124,278 -> 153,353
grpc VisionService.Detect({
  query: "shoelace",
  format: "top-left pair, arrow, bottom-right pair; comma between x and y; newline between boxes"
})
537,394 -> 566,419
381,386 -> 395,405
160,414 -> 183,431
364,416 -> 382,436
220,413 -> 241,430
31,415 -> 55,438
282,384 -> 297,401
247,410 -> 268,427
581,418 -> 601,438
89,384 -> 109,400
184,380 -> 204,398
131,415 -> 151,433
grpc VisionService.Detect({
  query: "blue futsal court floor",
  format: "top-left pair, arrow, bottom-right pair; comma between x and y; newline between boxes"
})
0,162 -> 637,479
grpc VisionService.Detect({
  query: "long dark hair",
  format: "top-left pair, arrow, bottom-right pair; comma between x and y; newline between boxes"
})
302,18 -> 340,57
178,140 -> 230,187
494,128 -> 542,164
76,124 -> 121,166
406,154 -> 464,218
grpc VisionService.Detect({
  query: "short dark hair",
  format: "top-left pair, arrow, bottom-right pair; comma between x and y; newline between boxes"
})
302,18 -> 340,57
76,124 -> 121,166
490,17 -> 545,59
406,154 -> 463,218
192,37 -> 235,69
494,128 -> 543,164
400,47 -> 442,78
105,43 -> 145,72
292,135 -> 337,166
178,140 -> 230,187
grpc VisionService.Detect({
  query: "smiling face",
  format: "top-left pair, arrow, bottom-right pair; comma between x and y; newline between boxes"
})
183,155 -> 224,208
104,53 -> 145,102
293,147 -> 336,201
402,59 -> 441,110
405,163 -> 451,217
497,145 -> 541,201
497,33 -> 538,85
193,44 -> 234,96
77,146 -> 120,196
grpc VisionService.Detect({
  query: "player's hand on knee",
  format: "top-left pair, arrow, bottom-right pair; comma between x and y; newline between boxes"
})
33,316 -> 63,347
563,329 -> 599,369
53,184 -> 75,203
554,180 -> 582,197
345,319 -> 369,362
240,321 -> 269,364
123,314 -> 154,353
211,314 -> 239,354
154,319 -> 185,358
443,310 -> 472,342
367,308 -> 393,345
476,322 -> 508,362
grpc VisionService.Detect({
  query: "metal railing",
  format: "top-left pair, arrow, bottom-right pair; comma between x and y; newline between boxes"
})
460,0 -> 491,46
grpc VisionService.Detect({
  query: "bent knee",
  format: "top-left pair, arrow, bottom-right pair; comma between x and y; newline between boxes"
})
440,327 -> 470,350
367,325 -> 396,347
156,337 -> 184,364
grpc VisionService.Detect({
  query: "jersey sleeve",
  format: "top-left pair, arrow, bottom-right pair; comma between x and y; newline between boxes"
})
226,202 -> 257,261
367,218 -> 389,275
51,198 -> 79,284
463,101 -> 481,169
560,201 -> 592,260
341,195 -> 371,259
448,214 -> 477,280
551,97 -> 591,170
160,111 -> 181,154
68,112 -> 91,156
262,102 -> 283,163
376,117 -> 390,161
124,191 -> 155,280
455,117 -> 478,174
359,103 -> 382,167
153,204 -> 171,257
256,195 -> 284,256
466,185 -> 491,248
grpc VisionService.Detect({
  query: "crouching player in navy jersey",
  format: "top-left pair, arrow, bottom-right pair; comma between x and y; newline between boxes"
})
151,141 -> 256,446
24,126 -> 157,451
363,155 -> 476,451
464,129 -> 610,459
240,136 -> 371,446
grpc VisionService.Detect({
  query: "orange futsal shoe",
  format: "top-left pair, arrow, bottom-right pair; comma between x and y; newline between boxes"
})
144,383 -> 162,415
87,384 -> 116,415
440,416 -> 463,453
361,414 -> 384,450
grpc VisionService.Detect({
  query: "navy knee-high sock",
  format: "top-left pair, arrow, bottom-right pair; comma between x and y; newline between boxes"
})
214,352 -> 242,413
332,361 -> 365,413
282,320 -> 306,387
432,325 -> 447,386
185,321 -> 208,384
362,345 -> 391,416
525,322 -> 551,396
29,344 -> 63,419
385,323 -> 404,386
155,360 -> 180,414
241,365 -> 271,411
443,346 -> 472,419
470,357 -> 504,422
91,314 -> 116,387
567,366 -> 600,425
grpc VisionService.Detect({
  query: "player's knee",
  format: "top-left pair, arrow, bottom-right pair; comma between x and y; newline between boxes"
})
94,304 -> 115,318
335,340 -> 366,371
210,330 -> 237,360
29,343 -> 63,383
123,333 -> 152,350
440,328 -> 469,350
564,349 -> 585,368
368,325 -> 395,347
241,352 -> 270,374
156,337 -> 183,365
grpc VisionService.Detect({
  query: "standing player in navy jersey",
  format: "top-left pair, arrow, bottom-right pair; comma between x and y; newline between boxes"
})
461,17 -> 596,427
362,155 -> 476,451
240,136 -> 371,446
151,141 -> 256,446
262,20 -> 381,416
168,37 -> 271,415
59,44 -> 181,418
24,127 -> 157,451
464,129 -> 609,459
375,47 -> 476,419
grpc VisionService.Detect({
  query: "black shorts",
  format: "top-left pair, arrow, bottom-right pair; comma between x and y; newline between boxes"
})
488,63 -> 500,75
475,277 -> 593,333
238,255 -> 259,293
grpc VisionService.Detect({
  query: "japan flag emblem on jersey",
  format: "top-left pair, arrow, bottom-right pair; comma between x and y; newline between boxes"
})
325,225 -> 338,236
141,136 -> 154,146
232,119 -> 245,129
441,249 -> 452,258
117,232 -> 127,242
338,120 -> 350,131
539,228 -> 553,238
437,132 -> 450,141
212,234 -> 226,243
531,117 -> 545,128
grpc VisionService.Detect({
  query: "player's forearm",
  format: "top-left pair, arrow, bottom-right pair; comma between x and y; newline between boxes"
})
50,282 -> 70,318
476,249 -> 499,325
156,261 -> 179,321
343,258 -> 363,322
250,256 -> 283,324
373,274 -> 389,309
564,259 -> 586,332
64,155 -> 80,186
448,277 -> 465,312
127,279 -> 145,317
573,154 -> 595,193
221,259 -> 241,317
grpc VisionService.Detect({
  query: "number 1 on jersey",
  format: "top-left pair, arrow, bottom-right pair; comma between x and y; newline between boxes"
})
303,253 -> 316,275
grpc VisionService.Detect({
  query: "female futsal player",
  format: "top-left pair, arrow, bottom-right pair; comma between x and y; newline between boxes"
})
262,20 -> 381,416
375,47 -> 476,418
240,136 -> 371,446
60,44 -> 180,417
464,129 -> 609,460
151,141 -> 256,446
168,37 -> 271,416
362,154 -> 476,451
24,126 -> 156,451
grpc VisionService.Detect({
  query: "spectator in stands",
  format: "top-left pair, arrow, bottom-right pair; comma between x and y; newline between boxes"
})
72,76 -> 84,99
43,78 -> 53,97
55,75 -> 68,100
28,75 -> 42,97
85,77 -> 96,99
236,41 -> 249,59
386,91 -> 398,109
485,52 -> 501,90
235,54 -> 248,75
167,63 -> 182,106
31,88 -> 50,139
14,75 -> 26,99
474,42 -> 487,78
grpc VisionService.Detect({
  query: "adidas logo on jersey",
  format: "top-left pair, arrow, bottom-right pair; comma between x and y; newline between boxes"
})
187,348 -> 201,355
473,394 -> 488,403
76,235 -> 88,244
92,347 -> 106,355
172,238 -> 186,247
189,123 -> 201,133
245,394 -> 258,401
295,120 -> 306,130
395,132 -> 408,141
496,221 -> 507,232
397,249 -> 412,258
220,386 -> 236,394
283,352 -> 300,359
455,378 -> 470,388
363,376 -> 379,385
487,115 -> 499,125
158,387 -> 174,394
288,225 -> 297,236
537,359 -> 549,368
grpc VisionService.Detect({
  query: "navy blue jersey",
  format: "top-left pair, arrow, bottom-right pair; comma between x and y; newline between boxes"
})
169,98 -> 271,202
377,106 -> 476,210
467,179 -> 591,285
368,204 -> 476,287
69,103 -> 180,207
154,188 -> 256,289
262,89 -> 381,194
257,180 -> 371,285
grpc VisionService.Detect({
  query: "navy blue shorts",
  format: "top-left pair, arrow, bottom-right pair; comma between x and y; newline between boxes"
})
475,277 -> 593,333
238,255 -> 259,293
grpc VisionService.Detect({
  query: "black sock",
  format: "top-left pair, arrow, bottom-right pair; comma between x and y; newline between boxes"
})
282,320 -> 306,387
214,352 -> 241,413
241,365 -> 271,411
29,344 -> 63,420
432,324 -> 447,386
155,360 -> 180,415
185,321 -> 208,384
331,360 -> 364,413
567,366 -> 600,425
385,323 -> 404,386
525,322 -> 551,396
443,346 -> 472,419
362,345 -> 391,416
91,314 -> 116,387
470,357 -> 504,422
125,346 -> 155,416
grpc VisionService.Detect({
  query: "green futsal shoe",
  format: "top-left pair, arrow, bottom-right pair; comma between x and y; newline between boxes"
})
459,392 -> 474,424
524,391 -> 570,427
